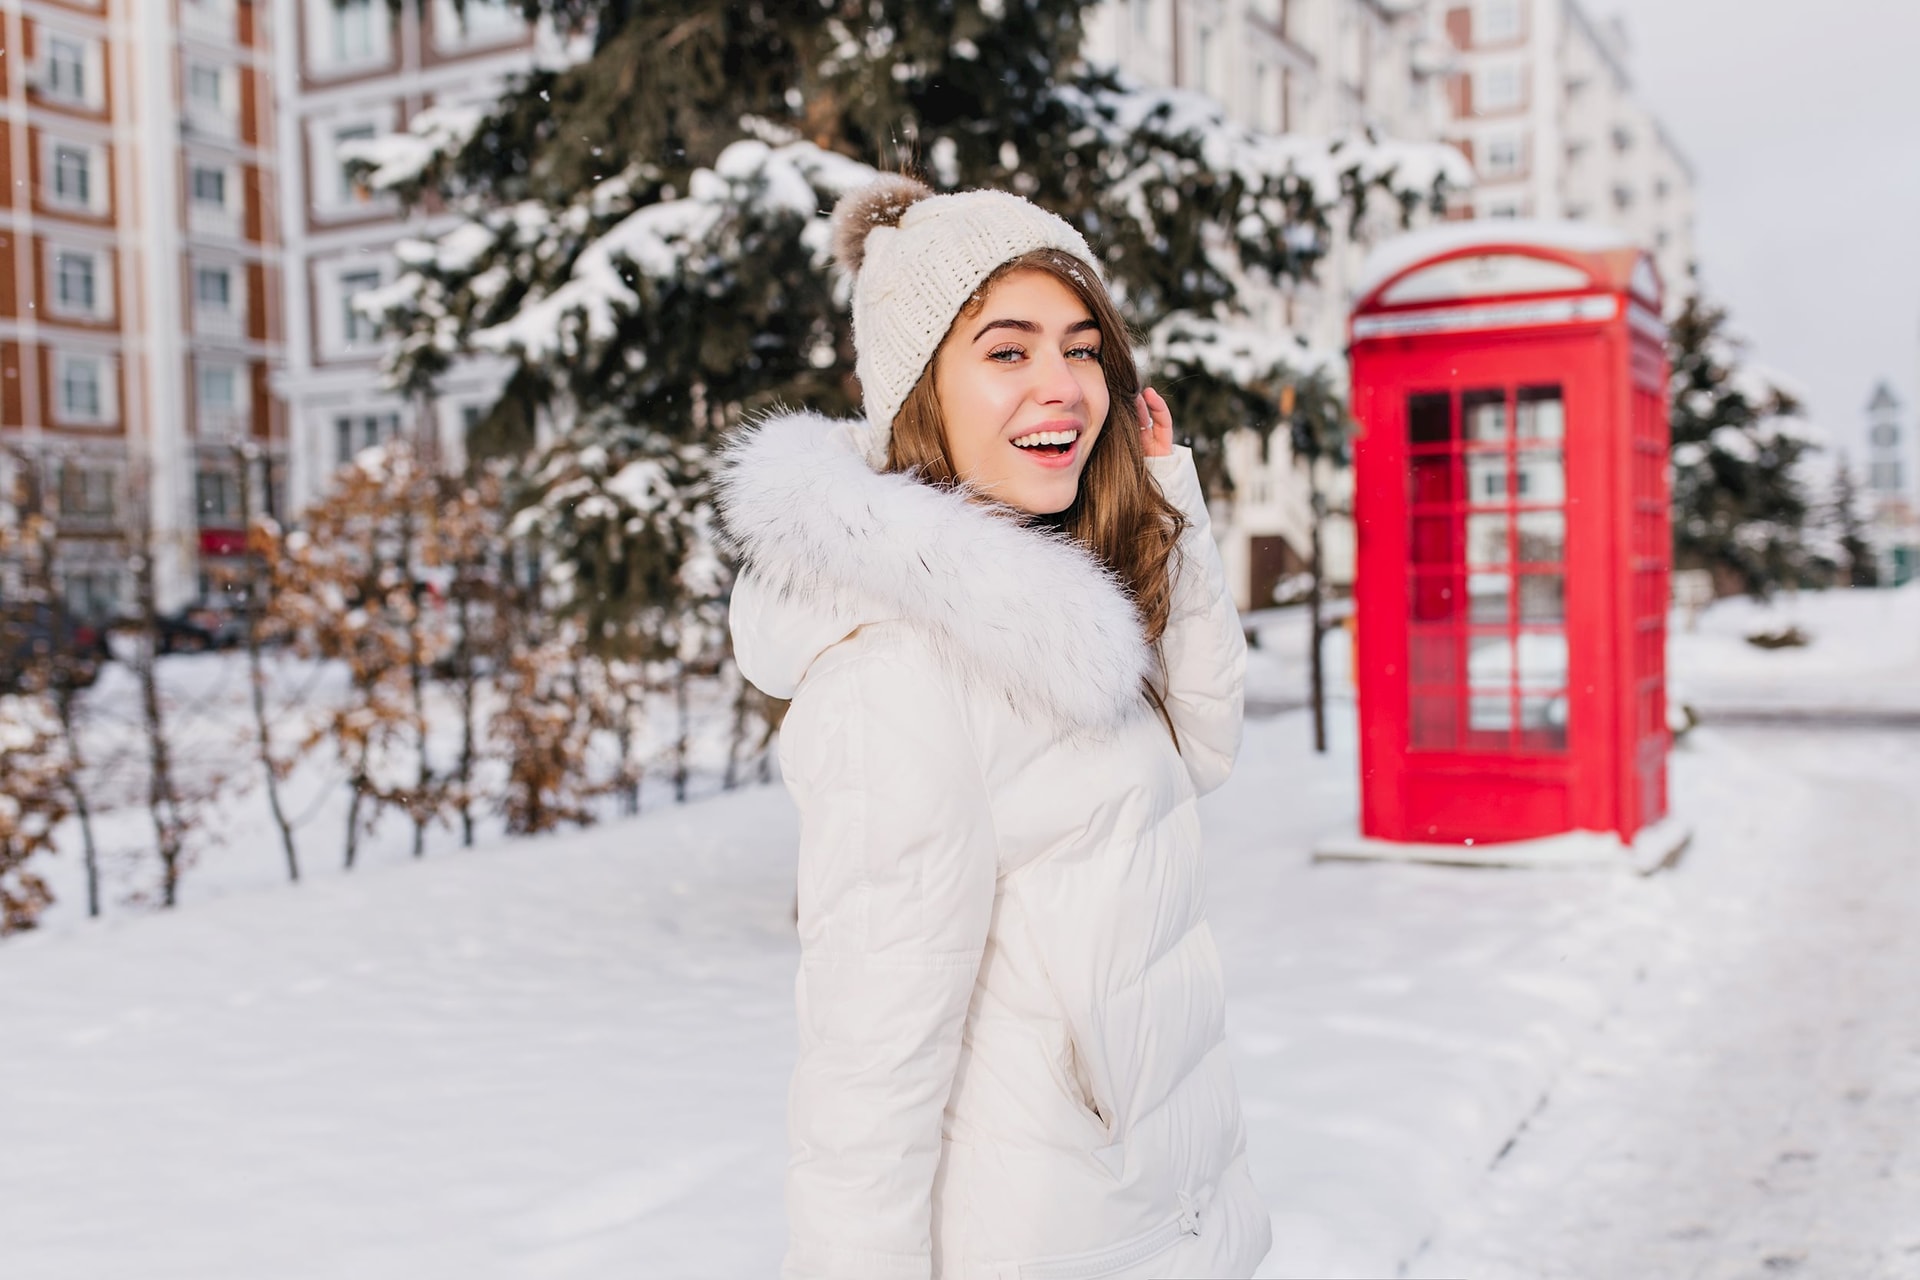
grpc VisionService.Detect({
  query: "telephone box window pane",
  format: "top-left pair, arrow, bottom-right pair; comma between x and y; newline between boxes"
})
1518,572 -> 1566,624
1463,390 -> 1508,443
1467,633 -> 1514,734
1515,445 -> 1564,503
1410,452 -> 1456,504
1519,695 -> 1568,750
1409,625 -> 1459,684
1516,631 -> 1569,689
1410,515 -> 1459,565
1409,392 -> 1451,444
1469,687 -> 1514,733
1516,386 -> 1564,440
1410,572 -> 1460,622
1466,513 -> 1509,566
1468,572 -> 1509,624
1411,693 -> 1459,750
1516,510 -> 1565,563
1466,453 -> 1509,504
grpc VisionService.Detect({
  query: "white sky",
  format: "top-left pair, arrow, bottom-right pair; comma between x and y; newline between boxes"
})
1600,0 -> 1920,461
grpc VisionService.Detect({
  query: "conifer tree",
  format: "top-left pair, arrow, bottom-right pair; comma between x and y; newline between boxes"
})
1828,454 -> 1880,589
347,0 -> 1463,710
1667,294 -> 1822,599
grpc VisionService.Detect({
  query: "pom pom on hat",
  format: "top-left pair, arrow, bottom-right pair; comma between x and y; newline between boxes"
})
827,177 -> 1101,466
830,175 -> 933,277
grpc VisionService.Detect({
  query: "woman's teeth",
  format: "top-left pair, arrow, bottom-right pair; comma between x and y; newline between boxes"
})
1012,429 -> 1079,450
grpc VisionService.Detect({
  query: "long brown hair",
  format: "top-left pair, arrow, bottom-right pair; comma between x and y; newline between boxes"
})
884,249 -> 1188,730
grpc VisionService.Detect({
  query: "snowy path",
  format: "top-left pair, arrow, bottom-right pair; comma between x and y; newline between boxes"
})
1413,727 -> 1920,1280
7,590 -> 1918,1278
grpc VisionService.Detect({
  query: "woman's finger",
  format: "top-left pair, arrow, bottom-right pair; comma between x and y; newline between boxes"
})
1139,386 -> 1175,458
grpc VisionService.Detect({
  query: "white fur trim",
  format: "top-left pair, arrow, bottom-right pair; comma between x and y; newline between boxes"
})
716,411 -> 1150,737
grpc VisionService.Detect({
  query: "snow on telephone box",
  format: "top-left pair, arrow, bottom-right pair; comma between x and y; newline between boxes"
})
1322,222 -> 1689,872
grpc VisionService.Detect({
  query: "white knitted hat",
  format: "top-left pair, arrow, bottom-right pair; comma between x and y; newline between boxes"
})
830,177 -> 1099,464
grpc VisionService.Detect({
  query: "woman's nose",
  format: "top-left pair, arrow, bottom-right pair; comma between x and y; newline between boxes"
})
1033,351 -> 1084,406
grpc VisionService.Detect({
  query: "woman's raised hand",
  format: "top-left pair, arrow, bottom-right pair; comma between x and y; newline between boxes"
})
1136,386 -> 1175,459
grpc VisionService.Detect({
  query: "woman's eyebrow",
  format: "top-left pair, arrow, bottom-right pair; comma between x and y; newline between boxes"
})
971,316 -> 1102,343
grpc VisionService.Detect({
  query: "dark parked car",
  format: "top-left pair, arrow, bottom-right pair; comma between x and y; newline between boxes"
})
0,603 -> 112,693
157,601 -> 249,654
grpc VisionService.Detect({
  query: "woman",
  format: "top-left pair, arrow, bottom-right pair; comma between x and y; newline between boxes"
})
717,177 -> 1269,1279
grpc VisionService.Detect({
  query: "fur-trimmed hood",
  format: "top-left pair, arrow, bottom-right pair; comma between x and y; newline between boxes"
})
715,410 -> 1151,737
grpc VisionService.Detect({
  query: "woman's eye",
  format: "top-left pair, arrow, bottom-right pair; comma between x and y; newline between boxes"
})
1068,345 -> 1103,361
987,345 -> 1024,363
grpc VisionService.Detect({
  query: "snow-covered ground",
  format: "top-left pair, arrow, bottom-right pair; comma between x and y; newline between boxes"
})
4,586 -> 1917,1278
1668,583 -> 1920,716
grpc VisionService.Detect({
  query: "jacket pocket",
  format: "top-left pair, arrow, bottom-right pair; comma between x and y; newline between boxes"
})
1059,1028 -> 1112,1139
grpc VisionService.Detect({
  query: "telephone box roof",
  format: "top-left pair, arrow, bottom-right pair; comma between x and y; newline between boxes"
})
1355,219 -> 1640,306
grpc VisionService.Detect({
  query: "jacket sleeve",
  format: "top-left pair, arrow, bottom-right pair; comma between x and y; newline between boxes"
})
777,645 -> 998,1280
1146,446 -> 1248,796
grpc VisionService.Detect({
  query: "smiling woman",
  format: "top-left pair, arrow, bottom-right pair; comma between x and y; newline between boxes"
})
715,178 -> 1267,1279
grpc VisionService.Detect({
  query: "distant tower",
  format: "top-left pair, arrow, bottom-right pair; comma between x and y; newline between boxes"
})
1864,380 -> 1919,586
1865,382 -> 1906,501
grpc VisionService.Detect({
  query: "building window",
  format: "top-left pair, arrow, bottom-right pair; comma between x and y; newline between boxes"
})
51,143 -> 94,209
1478,64 -> 1521,112
45,35 -> 89,101
333,123 -> 378,206
196,469 -> 237,523
431,0 -> 523,49
55,353 -> 110,423
188,63 -> 223,110
1487,200 -> 1520,219
1485,133 -> 1522,177
1613,184 -> 1634,211
1870,461 -> 1902,492
59,464 -> 115,518
333,411 -> 399,465
332,0 -> 380,63
340,269 -> 383,346
52,248 -> 111,319
191,165 -> 227,207
196,265 -> 233,311
1653,176 -> 1670,199
1871,423 -> 1900,448
1479,0 -> 1521,43
197,363 -> 244,439
64,568 -> 120,621
199,364 -> 238,413
1612,124 -> 1634,152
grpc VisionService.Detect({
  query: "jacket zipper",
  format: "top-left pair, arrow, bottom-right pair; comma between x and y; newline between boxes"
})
1015,1211 -> 1196,1280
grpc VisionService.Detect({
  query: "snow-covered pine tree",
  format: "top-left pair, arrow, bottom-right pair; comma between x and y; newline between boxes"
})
1828,454 -> 1880,589
1667,294 -> 1823,600
350,0 -> 1463,666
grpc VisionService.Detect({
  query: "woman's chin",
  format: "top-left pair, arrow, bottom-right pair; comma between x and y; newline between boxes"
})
1005,479 -> 1081,516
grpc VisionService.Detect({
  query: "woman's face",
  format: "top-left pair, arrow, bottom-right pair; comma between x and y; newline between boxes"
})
931,268 -> 1110,515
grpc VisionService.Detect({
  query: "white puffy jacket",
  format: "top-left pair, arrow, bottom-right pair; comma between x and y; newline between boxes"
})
718,412 -> 1269,1280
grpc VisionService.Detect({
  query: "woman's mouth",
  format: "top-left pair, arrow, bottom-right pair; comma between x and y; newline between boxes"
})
1010,427 -> 1081,466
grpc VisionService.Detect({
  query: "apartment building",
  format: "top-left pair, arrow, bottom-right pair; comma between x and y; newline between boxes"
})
272,0 -> 535,518
1086,0 -> 1693,609
1439,0 -> 1695,306
1087,0 -> 1461,607
0,0 -> 285,616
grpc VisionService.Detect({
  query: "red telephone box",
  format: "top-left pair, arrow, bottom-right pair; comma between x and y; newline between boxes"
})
1346,223 -> 1675,857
